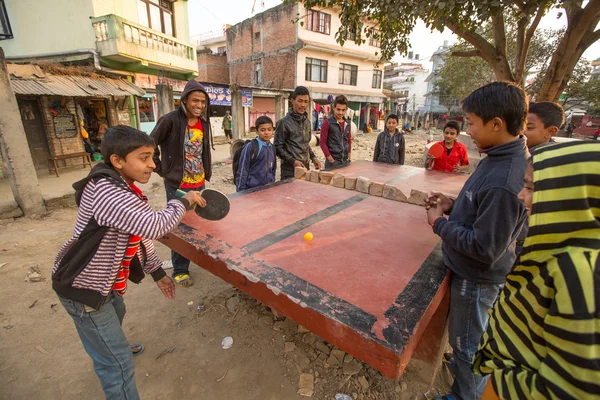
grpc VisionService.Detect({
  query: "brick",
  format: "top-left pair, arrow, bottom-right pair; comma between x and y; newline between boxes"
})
332,173 -> 345,188
408,189 -> 428,206
298,373 -> 314,397
196,53 -> 229,85
294,166 -> 307,179
319,171 -> 334,184
369,181 -> 384,197
344,177 -> 357,190
309,170 -> 320,183
356,177 -> 371,194
382,185 -> 408,202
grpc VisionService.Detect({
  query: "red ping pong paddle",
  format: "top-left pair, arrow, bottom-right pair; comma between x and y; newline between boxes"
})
176,188 -> 230,221
428,143 -> 445,158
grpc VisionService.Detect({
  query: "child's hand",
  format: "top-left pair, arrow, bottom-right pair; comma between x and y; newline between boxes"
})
425,191 -> 453,213
183,191 -> 207,208
327,155 -> 335,163
156,276 -> 175,299
313,159 -> 323,170
427,198 -> 444,225
293,160 -> 306,169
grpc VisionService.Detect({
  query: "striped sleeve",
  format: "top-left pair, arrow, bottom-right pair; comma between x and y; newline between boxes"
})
475,252 -> 600,400
92,178 -> 186,240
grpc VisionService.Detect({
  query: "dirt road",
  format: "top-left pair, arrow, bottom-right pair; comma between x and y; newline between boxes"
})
0,130 -> 452,400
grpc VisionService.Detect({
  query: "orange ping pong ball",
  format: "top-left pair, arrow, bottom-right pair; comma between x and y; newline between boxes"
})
304,232 -> 314,242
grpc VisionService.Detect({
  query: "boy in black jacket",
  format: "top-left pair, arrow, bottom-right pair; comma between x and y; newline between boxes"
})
373,114 -> 405,165
425,82 -> 529,400
150,79 -> 213,288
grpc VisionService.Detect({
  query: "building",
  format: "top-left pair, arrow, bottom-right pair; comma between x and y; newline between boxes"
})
424,41 -> 451,115
592,57 -> 600,80
383,61 -> 429,117
1,0 -> 197,170
226,3 -> 386,132
196,32 -> 233,137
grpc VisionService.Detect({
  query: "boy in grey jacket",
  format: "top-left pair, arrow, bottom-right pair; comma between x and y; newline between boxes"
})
425,82 -> 529,400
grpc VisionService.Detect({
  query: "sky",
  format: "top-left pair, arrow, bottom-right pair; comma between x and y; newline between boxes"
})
188,0 -> 600,69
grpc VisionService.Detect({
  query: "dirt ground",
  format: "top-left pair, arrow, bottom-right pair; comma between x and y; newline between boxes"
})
0,130 -> 452,400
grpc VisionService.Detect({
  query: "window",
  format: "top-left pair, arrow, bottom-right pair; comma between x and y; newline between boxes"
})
369,32 -> 381,48
307,10 -> 331,35
254,32 -> 260,39
217,46 -> 226,55
0,0 -> 13,40
138,97 -> 155,123
372,70 -> 382,89
254,63 -> 262,85
305,58 -> 327,82
138,0 -> 175,36
339,63 -> 358,86
348,24 -> 362,42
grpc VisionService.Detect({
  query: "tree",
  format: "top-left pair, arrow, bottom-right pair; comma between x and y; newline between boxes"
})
287,0 -> 600,102
554,59 -> 600,110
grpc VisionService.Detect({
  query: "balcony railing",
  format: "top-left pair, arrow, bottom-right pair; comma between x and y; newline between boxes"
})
92,14 -> 195,62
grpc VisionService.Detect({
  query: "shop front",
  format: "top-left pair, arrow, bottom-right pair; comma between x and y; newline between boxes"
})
9,64 -> 145,172
134,73 -> 187,134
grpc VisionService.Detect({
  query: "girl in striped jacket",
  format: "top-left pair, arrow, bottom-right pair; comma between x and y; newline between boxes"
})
52,126 -> 204,400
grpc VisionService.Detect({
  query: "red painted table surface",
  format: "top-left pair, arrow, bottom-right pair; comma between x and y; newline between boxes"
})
160,163 -> 467,379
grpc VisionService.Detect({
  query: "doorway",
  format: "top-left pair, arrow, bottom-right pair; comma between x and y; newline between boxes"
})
17,98 -> 50,170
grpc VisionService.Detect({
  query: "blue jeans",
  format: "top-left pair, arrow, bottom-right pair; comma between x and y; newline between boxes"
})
59,292 -> 139,400
164,182 -> 204,277
448,274 -> 502,400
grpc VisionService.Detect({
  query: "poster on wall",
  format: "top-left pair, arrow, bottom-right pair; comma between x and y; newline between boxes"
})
204,84 -> 232,106
53,114 -> 78,138
241,89 -> 253,107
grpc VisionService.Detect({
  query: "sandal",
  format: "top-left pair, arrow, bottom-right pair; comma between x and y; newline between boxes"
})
174,273 -> 194,288
131,343 -> 144,356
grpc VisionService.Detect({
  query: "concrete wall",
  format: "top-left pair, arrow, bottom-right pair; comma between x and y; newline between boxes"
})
2,0 -> 96,57
296,48 -> 383,95
227,4 -> 298,90
197,53 -> 229,85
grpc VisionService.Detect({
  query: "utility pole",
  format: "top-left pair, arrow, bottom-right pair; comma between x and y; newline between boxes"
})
0,48 -> 46,216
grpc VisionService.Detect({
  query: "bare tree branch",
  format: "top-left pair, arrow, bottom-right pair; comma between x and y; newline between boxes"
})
452,50 -> 482,57
444,19 -> 497,65
582,29 -> 600,51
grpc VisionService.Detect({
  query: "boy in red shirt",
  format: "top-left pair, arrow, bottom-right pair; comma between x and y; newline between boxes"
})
426,120 -> 469,172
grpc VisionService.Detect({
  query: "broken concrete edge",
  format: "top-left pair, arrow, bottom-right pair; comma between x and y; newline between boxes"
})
300,173 -> 434,208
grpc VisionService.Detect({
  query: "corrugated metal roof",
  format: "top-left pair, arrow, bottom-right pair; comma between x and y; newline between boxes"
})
8,65 -> 145,97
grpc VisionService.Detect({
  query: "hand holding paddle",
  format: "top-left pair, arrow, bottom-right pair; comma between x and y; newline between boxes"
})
176,188 -> 231,221
428,143 -> 445,159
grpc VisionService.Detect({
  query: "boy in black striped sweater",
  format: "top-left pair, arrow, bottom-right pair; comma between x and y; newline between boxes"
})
52,126 -> 204,400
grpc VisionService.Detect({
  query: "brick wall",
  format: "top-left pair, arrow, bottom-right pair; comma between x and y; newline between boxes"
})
197,53 -> 229,85
41,96 -> 85,168
227,3 -> 299,90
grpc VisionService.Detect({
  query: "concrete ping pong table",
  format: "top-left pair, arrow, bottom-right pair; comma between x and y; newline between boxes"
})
159,162 -> 468,380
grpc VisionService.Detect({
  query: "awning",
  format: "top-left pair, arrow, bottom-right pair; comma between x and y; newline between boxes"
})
8,64 -> 145,97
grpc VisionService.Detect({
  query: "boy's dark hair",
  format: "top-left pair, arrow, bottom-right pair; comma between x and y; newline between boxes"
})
461,82 -> 527,136
529,102 -> 565,129
291,86 -> 310,99
255,115 -> 274,130
333,95 -> 348,107
386,114 -> 399,123
444,120 -> 460,132
102,125 -> 154,166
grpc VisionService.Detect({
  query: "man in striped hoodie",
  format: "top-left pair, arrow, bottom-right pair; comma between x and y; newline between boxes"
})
52,126 -> 204,400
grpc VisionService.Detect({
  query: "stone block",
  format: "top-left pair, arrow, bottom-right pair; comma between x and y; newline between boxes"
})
407,189 -> 428,206
298,373 -> 314,397
369,181 -> 384,197
355,177 -> 371,194
344,177 -> 357,190
382,185 -> 408,202
319,171 -> 334,185
309,170 -> 320,183
294,166 -> 307,180
332,173 -> 345,188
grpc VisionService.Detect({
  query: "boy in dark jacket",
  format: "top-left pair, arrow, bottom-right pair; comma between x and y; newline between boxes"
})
373,114 -> 405,165
150,79 -> 213,288
52,126 -> 204,400
274,86 -> 322,179
425,82 -> 529,400
320,94 -> 352,169
235,116 -> 276,191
